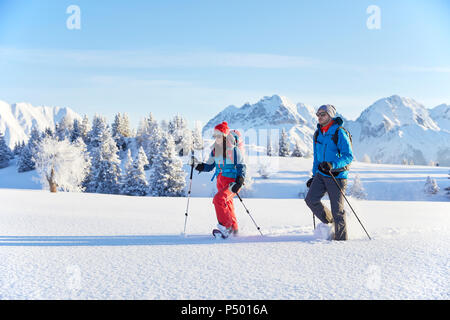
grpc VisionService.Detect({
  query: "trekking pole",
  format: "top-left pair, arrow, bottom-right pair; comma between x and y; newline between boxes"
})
183,148 -> 195,235
312,212 -> 316,229
328,170 -> 371,240
236,192 -> 264,236
306,180 -> 316,229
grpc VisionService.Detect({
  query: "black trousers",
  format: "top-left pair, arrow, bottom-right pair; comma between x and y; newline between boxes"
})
305,173 -> 348,240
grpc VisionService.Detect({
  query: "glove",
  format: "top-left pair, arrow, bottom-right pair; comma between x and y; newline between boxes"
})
318,162 -> 333,174
195,163 -> 205,173
230,176 -> 244,193
306,177 -> 314,188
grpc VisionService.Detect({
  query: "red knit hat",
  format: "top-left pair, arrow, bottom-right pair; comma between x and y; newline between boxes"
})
214,121 -> 230,136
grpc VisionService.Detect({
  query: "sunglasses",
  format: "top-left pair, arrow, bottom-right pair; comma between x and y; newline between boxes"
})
316,112 -> 328,117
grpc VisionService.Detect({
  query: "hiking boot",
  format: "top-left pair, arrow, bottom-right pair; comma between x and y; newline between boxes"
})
217,223 -> 232,238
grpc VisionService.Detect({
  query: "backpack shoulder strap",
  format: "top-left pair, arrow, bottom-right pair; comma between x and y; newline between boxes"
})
332,126 -> 352,145
313,129 -> 320,144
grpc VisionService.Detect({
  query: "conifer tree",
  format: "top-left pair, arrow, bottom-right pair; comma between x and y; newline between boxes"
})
0,131 -> 11,168
279,128 -> 290,157
17,127 -> 41,172
122,147 -> 149,196
86,125 -> 121,194
149,132 -> 186,197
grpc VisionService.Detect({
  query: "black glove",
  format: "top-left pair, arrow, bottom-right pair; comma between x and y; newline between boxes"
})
231,176 -> 244,193
195,163 -> 205,173
306,177 -> 314,188
318,162 -> 333,174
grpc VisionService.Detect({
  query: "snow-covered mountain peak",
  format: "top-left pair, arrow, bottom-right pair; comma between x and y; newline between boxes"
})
429,103 -> 450,132
356,95 -> 439,137
203,94 -> 315,135
0,100 -> 81,148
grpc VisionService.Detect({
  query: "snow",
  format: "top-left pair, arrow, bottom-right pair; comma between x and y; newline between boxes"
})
0,157 -> 449,299
0,100 -> 81,149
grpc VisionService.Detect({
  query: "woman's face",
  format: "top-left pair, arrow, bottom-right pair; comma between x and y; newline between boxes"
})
213,133 -> 223,144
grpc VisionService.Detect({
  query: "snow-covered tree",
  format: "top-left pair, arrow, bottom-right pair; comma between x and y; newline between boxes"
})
424,176 -> 439,195
121,147 -> 149,196
137,113 -> 162,167
13,141 -> 25,157
70,118 -> 82,142
347,174 -> 368,199
88,115 -> 108,150
149,132 -> 186,197
362,154 -> 372,163
34,136 -> 90,192
266,133 -> 275,156
80,115 -> 91,144
169,115 -> 192,156
291,140 -> 304,157
192,123 -> 204,151
85,125 -> 122,194
0,131 -> 12,168
17,127 -> 41,172
112,112 -> 131,138
112,112 -> 132,152
55,115 -> 74,141
279,128 -> 290,157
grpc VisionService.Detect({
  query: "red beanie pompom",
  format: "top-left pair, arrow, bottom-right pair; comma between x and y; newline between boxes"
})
214,121 -> 230,135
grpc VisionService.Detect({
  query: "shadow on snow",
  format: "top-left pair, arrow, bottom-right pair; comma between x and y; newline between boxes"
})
0,234 -> 315,247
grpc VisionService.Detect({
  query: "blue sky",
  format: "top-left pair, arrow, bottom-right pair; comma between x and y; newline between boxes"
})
0,0 -> 449,128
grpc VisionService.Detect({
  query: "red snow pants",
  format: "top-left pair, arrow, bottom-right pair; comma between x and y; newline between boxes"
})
213,173 -> 238,231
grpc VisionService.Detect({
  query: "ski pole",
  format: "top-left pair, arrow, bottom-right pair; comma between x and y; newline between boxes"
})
307,179 -> 316,229
328,170 -> 371,240
312,212 -> 316,230
236,192 -> 264,236
183,149 -> 195,235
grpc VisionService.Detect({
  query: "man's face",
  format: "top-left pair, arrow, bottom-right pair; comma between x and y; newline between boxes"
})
316,111 -> 331,126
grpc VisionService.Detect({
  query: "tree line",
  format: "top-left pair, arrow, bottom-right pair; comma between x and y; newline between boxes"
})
0,113 -> 203,196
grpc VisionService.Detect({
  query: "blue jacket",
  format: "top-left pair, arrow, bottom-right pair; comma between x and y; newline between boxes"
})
313,117 -> 353,179
202,141 -> 246,181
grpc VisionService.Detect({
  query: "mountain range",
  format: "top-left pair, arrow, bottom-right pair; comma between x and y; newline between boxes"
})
203,94 -> 450,166
0,100 -> 81,149
1,95 -> 449,166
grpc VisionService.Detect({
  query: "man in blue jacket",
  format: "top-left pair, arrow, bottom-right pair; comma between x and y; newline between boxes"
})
305,104 -> 354,241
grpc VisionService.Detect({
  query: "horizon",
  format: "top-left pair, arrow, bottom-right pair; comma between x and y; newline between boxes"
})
1,0 -> 449,127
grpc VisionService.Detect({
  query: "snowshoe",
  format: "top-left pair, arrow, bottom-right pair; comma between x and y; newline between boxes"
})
212,228 -> 228,239
212,224 -> 232,239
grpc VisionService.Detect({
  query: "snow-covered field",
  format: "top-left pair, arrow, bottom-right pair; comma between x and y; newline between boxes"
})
0,157 -> 449,299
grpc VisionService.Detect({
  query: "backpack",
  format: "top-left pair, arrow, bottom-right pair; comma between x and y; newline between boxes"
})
229,129 -> 245,155
314,126 -> 352,156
